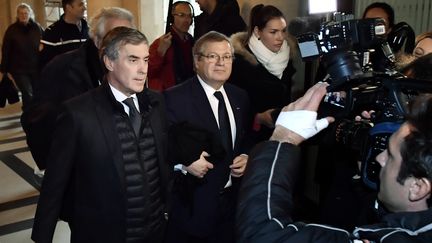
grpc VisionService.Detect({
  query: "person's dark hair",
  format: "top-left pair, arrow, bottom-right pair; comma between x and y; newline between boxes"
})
397,94 -> 432,206
100,26 -> 148,61
193,31 -> 234,61
362,2 -> 395,28
247,4 -> 285,43
402,53 -> 432,80
62,0 -> 75,11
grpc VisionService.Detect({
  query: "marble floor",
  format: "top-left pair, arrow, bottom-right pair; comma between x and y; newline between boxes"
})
0,101 -> 69,243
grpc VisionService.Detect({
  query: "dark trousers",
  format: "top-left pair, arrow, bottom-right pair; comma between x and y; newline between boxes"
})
11,73 -> 35,109
164,187 -> 236,243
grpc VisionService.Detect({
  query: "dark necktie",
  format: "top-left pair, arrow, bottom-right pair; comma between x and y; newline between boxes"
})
214,91 -> 233,154
123,97 -> 141,136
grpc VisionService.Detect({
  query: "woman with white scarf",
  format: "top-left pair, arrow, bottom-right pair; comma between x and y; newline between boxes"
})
229,4 -> 296,142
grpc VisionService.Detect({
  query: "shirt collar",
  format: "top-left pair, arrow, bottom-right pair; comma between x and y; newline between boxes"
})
108,83 -> 138,103
197,75 -> 226,97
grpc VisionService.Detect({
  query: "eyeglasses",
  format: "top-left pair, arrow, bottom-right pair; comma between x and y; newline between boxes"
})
172,13 -> 193,19
198,53 -> 234,63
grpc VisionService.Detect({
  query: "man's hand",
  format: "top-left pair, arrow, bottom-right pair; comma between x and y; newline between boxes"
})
185,151 -> 214,178
271,82 -> 335,145
157,32 -> 172,57
355,110 -> 375,121
230,154 -> 248,177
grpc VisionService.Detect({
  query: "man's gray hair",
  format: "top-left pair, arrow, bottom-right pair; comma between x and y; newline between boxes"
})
100,26 -> 148,61
89,7 -> 134,41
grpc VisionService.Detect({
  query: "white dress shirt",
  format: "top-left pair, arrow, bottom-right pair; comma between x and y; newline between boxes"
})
109,83 -> 140,115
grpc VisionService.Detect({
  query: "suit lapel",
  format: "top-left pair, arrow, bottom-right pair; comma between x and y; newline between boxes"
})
190,77 -> 220,134
225,85 -> 243,152
93,86 -> 125,188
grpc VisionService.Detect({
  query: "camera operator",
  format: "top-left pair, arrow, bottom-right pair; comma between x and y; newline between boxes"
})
237,82 -> 432,242
362,2 -> 397,72
362,2 -> 394,35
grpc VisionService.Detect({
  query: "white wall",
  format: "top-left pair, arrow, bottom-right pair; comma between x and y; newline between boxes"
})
140,0 -> 165,42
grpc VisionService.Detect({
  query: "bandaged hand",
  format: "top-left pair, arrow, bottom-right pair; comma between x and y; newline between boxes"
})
276,110 -> 330,139
271,82 -> 335,145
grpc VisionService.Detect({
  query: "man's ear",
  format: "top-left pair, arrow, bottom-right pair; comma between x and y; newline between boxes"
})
193,56 -> 200,70
408,178 -> 431,202
103,55 -> 114,72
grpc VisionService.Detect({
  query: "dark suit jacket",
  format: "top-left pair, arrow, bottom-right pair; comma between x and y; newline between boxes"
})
163,76 -> 251,237
31,84 -> 171,243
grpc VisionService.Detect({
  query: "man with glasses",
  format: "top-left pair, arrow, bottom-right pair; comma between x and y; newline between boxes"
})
32,27 -> 171,243
148,1 -> 195,91
164,31 -> 251,243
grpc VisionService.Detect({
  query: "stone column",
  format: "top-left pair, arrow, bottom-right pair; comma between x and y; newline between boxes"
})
0,0 -> 11,56
33,0 -> 47,28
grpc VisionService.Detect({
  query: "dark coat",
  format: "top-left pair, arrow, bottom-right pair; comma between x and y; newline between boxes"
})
0,19 -> 43,74
194,0 -> 246,40
237,141 -> 432,242
163,76 -> 251,238
21,40 -> 102,169
229,32 -> 296,114
31,84 -> 171,243
39,15 -> 89,69
35,39 -> 102,100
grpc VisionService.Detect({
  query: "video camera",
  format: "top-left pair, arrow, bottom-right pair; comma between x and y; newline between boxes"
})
297,13 -> 395,88
296,13 -> 432,190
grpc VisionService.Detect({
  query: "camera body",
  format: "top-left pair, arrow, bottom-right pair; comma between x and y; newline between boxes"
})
328,76 -> 432,190
298,13 -> 391,89
298,14 -> 386,60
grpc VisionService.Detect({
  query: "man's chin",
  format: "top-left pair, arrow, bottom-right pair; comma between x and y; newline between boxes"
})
135,87 -> 145,93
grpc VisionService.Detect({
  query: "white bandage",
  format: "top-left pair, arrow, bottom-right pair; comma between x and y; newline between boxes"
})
275,110 -> 330,139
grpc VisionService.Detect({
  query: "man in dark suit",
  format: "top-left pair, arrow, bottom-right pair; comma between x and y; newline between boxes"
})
31,27 -> 171,243
22,7 -> 134,171
164,31 -> 251,243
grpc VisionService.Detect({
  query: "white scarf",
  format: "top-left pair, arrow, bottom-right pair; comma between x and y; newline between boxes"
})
248,33 -> 290,79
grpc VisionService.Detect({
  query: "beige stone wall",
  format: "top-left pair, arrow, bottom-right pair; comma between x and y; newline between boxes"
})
0,0 -> 12,43
1,0 -> 301,61
0,0 -> 142,38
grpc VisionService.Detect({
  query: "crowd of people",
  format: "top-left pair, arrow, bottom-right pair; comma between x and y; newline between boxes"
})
0,0 -> 432,242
